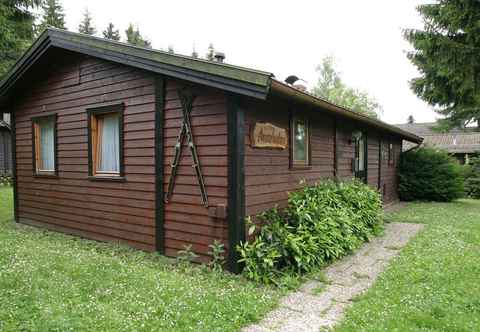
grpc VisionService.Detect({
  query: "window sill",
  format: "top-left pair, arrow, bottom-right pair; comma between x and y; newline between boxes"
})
33,172 -> 58,179
290,165 -> 312,171
88,176 -> 126,182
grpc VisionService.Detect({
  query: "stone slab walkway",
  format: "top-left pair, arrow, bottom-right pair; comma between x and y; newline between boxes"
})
243,222 -> 424,332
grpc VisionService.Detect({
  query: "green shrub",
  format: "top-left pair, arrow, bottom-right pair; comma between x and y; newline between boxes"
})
465,156 -> 480,199
237,180 -> 383,285
0,174 -> 12,186
398,148 -> 464,202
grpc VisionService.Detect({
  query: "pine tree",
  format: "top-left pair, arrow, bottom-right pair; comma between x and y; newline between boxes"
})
0,0 -> 41,77
102,23 -> 120,41
405,0 -> 480,129
38,0 -> 66,33
125,23 -> 151,48
78,8 -> 96,35
206,43 -> 214,61
407,115 -> 415,124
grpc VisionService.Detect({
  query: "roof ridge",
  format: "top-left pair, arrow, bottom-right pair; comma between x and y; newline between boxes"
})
46,27 -> 274,76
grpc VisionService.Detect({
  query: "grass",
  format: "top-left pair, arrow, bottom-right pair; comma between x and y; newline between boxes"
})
335,199 -> 480,331
0,187 -> 280,331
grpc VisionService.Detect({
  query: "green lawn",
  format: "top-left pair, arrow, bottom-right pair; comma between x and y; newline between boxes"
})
336,199 -> 480,331
0,187 -> 280,331
3,185 -> 480,332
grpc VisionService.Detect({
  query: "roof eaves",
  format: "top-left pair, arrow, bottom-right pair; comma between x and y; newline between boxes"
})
0,28 -> 274,102
270,80 -> 423,143
0,30 -> 52,100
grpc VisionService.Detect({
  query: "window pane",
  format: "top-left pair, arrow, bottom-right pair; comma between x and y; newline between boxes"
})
39,120 -> 54,171
358,137 -> 365,171
97,113 -> 120,173
293,119 -> 306,162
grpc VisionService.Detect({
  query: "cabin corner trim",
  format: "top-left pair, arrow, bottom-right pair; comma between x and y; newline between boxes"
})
227,94 -> 246,274
154,76 -> 165,253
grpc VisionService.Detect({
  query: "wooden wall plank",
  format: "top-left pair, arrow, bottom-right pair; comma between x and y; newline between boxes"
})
162,78 -> 229,259
244,97 -> 403,218
14,54 -> 157,249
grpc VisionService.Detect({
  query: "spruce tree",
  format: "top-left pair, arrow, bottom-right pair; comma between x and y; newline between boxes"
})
102,23 -> 120,41
125,23 -> 151,48
405,0 -> 480,129
78,8 -> 96,35
38,0 -> 66,32
0,0 -> 41,77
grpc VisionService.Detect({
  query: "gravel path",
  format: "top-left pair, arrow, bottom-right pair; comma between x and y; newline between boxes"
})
243,222 -> 424,332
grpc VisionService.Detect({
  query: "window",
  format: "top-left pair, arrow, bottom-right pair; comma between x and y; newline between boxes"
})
291,117 -> 309,166
32,115 -> 57,175
87,104 -> 124,179
354,132 -> 367,182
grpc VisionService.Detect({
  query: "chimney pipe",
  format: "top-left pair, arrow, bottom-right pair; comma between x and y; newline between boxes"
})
214,52 -> 225,63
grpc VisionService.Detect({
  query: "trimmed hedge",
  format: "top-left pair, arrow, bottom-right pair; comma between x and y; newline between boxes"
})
398,148 -> 464,202
465,156 -> 480,199
237,180 -> 383,285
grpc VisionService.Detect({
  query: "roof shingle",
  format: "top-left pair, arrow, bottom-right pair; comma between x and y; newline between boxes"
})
396,122 -> 480,153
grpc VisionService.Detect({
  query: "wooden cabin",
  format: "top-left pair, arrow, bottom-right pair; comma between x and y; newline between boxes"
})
0,29 -> 421,272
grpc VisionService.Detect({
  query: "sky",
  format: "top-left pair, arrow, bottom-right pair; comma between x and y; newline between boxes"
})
60,0 -> 438,125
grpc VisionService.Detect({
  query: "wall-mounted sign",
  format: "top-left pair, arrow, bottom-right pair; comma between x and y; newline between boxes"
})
251,122 -> 288,149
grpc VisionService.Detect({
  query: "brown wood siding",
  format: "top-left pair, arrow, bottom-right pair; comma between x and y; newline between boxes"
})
13,53 -> 157,251
162,79 -> 228,262
244,98 -> 335,217
367,133 -> 380,189
244,96 -> 403,219
335,122 -> 356,180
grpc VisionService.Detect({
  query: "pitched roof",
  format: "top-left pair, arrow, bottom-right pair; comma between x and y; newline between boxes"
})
396,122 -> 480,153
0,28 -> 422,143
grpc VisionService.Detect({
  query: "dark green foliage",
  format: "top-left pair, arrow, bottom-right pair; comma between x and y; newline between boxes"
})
464,156 -> 480,199
125,23 -> 151,48
102,22 -> 120,41
398,147 -> 464,202
237,180 -> 383,285
78,8 -> 96,35
405,1 -> 480,129
38,0 -> 66,33
0,174 -> 12,186
0,0 -> 41,77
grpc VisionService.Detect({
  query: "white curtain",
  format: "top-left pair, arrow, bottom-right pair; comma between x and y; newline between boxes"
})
98,114 -> 120,172
40,120 -> 55,170
294,120 -> 306,161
